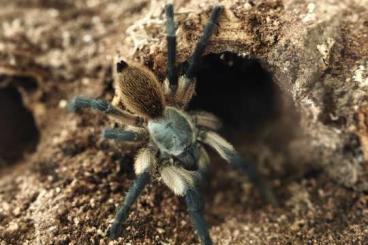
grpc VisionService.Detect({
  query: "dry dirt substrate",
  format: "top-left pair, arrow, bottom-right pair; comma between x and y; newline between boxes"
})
0,0 -> 368,244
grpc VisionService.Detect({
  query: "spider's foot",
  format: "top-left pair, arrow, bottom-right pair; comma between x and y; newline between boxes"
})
108,222 -> 123,240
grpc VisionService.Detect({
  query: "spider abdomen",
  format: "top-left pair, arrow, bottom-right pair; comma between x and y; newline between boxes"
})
114,61 -> 165,118
148,107 -> 195,157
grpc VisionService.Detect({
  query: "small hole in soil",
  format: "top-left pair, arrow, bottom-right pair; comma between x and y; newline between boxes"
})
0,75 -> 38,92
0,86 -> 40,165
188,52 -> 285,144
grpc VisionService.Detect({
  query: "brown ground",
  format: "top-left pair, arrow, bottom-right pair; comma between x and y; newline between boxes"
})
0,0 -> 368,244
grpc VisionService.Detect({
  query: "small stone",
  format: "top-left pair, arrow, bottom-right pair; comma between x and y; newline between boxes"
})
58,100 -> 68,108
13,207 -> 21,216
7,222 -> 19,232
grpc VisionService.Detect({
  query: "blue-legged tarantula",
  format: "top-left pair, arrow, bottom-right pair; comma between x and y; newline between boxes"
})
69,4 -> 275,245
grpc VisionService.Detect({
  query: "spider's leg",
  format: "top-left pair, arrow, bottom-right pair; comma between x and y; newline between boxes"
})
176,5 -> 223,106
160,164 -> 200,196
186,5 -> 223,79
192,111 -> 222,131
109,171 -> 151,240
185,188 -> 212,245
200,131 -> 277,206
164,4 -> 177,94
134,147 -> 156,176
159,164 -> 211,245
102,128 -> 144,142
109,149 -> 155,239
68,96 -> 143,126
198,145 -> 210,180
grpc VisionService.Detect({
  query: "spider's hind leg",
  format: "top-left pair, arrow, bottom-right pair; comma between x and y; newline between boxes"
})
185,5 -> 223,79
68,96 -> 144,126
197,145 -> 211,181
68,96 -> 111,113
200,131 -> 277,206
176,5 -> 223,107
102,128 -> 144,142
164,3 -> 177,95
192,111 -> 222,131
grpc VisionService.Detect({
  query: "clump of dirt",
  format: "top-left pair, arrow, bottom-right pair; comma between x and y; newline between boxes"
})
0,0 -> 367,244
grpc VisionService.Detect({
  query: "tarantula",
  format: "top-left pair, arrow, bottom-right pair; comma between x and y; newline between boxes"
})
69,4 -> 275,245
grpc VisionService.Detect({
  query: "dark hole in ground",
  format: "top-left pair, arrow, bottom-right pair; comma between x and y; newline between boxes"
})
188,52 -> 283,144
0,75 -> 38,92
0,86 -> 40,165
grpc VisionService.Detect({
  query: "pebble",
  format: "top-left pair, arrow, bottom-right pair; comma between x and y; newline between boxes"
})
7,222 -> 19,232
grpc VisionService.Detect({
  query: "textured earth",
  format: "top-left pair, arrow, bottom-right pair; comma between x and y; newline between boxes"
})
0,0 -> 367,244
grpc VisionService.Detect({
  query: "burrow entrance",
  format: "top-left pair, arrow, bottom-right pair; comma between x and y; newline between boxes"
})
188,52 -> 295,145
0,78 -> 40,165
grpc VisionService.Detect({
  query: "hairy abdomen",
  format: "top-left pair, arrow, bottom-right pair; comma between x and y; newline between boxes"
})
114,61 -> 165,119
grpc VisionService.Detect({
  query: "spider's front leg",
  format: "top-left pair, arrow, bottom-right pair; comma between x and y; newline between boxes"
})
185,188 -> 213,245
108,171 -> 150,239
108,148 -> 155,239
160,164 -> 212,245
200,131 -> 277,206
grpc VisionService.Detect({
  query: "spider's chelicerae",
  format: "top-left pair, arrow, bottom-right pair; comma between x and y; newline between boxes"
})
69,4 -> 276,245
